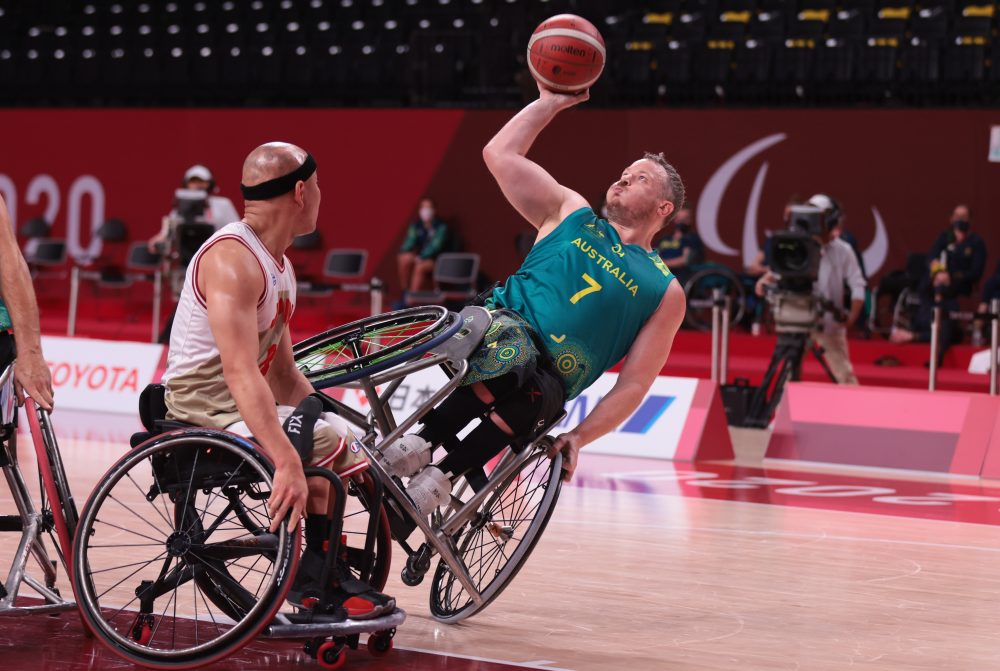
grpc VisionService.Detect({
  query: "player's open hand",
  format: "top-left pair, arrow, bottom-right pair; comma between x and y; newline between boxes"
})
14,350 -> 54,411
268,458 -> 308,534
548,431 -> 583,482
536,82 -> 590,111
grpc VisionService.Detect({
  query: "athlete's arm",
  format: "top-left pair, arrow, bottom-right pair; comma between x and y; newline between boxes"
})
549,281 -> 686,481
200,240 -> 308,532
482,84 -> 590,235
0,194 -> 53,410
267,325 -> 315,406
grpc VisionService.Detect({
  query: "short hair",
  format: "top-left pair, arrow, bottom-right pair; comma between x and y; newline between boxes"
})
643,151 -> 685,221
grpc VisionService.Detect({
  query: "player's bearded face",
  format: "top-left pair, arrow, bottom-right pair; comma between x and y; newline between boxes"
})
605,190 -> 657,225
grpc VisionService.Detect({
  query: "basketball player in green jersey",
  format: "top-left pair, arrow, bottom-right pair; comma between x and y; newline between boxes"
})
379,85 -> 687,514
0,193 -> 53,410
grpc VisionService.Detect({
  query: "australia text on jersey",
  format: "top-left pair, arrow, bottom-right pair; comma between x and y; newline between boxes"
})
571,237 -> 639,297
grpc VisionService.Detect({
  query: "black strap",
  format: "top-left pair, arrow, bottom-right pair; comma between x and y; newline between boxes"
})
241,154 -> 317,201
283,395 -> 322,462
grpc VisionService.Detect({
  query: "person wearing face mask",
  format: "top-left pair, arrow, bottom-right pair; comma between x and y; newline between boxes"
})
396,197 -> 451,300
926,204 -> 987,298
888,204 -> 985,366
655,207 -> 704,286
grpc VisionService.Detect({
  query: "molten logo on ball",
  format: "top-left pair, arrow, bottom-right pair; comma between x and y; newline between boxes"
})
527,14 -> 606,94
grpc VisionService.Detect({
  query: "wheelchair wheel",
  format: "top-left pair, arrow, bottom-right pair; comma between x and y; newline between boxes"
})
683,267 -> 746,331
73,431 -> 299,669
428,440 -> 563,623
293,306 -> 462,389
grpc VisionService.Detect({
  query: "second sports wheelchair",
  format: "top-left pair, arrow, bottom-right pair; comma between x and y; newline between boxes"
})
72,305 -> 565,668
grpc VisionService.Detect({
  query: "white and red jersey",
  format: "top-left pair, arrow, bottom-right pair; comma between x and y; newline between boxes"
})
164,221 -> 296,427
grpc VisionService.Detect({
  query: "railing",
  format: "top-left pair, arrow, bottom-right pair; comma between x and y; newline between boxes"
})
928,297 -> 999,395
710,287 -> 731,385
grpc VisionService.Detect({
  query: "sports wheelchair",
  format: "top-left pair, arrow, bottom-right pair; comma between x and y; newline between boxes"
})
292,305 -> 566,622
71,305 -> 564,668
0,363 -> 79,619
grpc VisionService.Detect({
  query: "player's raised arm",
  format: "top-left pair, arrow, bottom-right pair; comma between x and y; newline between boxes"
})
482,86 -> 590,233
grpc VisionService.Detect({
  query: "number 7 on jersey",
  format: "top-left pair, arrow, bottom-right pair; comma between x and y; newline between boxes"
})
569,273 -> 602,304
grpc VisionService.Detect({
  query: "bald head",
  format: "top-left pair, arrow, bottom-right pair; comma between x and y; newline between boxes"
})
242,142 -> 309,187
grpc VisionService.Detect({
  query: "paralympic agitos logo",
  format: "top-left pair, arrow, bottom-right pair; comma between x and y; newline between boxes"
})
694,133 -> 890,275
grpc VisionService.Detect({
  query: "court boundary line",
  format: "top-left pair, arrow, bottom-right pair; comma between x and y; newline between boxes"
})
396,644 -> 576,671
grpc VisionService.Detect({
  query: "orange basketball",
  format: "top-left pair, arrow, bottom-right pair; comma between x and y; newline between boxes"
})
527,14 -> 606,93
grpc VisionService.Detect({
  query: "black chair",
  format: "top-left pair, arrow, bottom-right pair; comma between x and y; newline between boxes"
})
297,248 -> 368,298
406,253 -> 480,308
20,217 -> 51,240
24,239 -> 67,270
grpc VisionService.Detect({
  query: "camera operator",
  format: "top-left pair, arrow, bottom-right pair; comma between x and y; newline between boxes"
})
152,165 -> 240,343
147,165 -> 240,253
756,194 -> 866,385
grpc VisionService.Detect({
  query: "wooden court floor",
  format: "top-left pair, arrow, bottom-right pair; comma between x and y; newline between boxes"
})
3,413 -> 1000,670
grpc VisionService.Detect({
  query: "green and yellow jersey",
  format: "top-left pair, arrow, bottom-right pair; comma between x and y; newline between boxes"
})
490,207 -> 676,399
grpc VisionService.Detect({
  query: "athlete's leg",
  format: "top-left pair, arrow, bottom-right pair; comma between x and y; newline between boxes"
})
397,251 -> 417,293
410,257 -> 436,293
229,408 -> 392,618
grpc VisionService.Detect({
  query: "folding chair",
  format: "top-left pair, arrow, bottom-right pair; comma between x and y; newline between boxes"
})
406,253 -> 480,309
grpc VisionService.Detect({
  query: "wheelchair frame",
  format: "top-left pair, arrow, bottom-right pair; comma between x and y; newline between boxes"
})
296,305 -> 566,622
0,363 -> 79,618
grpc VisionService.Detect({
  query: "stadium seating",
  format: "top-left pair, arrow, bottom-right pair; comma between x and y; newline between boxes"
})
0,1 -> 994,106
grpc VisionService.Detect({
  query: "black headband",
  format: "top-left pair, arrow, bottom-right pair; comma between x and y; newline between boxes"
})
240,154 -> 317,201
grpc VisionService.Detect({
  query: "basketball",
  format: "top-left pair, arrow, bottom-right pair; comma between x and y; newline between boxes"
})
527,14 -> 606,94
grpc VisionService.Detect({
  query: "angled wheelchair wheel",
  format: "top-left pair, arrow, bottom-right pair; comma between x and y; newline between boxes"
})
428,440 -> 563,623
27,401 -> 79,580
683,267 -> 746,331
293,306 -> 462,389
72,431 -> 299,669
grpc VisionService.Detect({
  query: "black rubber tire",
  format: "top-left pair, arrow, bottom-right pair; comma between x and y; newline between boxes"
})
72,432 -> 299,670
428,443 -> 563,623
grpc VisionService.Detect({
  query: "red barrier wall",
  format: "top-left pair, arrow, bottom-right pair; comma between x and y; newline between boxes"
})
768,382 -> 1000,475
3,109 -> 999,296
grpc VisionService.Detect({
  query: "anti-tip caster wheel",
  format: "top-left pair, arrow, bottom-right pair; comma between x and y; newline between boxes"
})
368,629 -> 395,657
317,641 -> 347,669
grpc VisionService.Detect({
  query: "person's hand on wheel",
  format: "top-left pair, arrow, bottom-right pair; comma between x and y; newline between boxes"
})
548,431 -> 583,483
267,456 -> 308,534
14,349 -> 54,411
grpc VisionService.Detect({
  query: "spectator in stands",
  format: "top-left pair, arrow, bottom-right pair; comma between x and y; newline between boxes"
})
889,264 -> 962,367
0,193 -> 53,410
890,205 -> 988,363
926,204 -> 987,297
756,194 -> 865,384
396,197 -> 450,298
656,207 -> 703,285
148,165 -> 241,253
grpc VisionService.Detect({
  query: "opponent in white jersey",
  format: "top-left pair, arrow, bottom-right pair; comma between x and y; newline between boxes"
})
162,142 -> 392,618
164,220 -> 367,478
